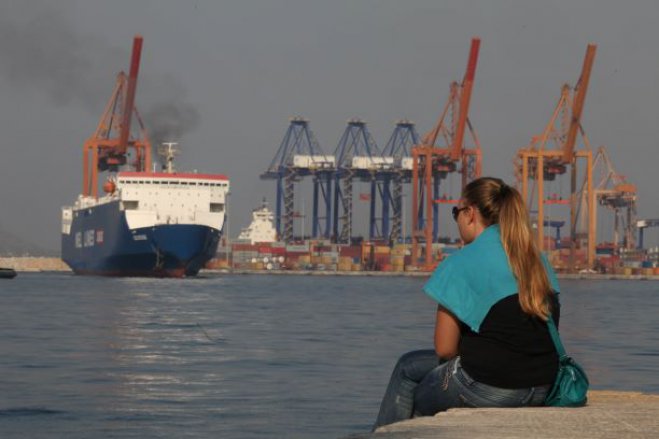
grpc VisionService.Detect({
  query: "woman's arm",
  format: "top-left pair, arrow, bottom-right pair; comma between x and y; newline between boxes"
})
434,305 -> 461,359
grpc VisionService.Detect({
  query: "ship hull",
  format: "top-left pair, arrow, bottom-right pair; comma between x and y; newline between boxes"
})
61,200 -> 222,278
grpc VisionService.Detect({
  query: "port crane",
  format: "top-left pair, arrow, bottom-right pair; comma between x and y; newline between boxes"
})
590,146 -> 637,251
261,117 -> 334,242
411,38 -> 483,270
83,35 -> 151,198
381,120 -> 421,243
515,44 -> 597,272
332,119 -> 386,243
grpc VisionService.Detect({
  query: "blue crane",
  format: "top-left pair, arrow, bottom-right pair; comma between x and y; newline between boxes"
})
381,120 -> 420,243
332,119 -> 385,243
261,117 -> 334,242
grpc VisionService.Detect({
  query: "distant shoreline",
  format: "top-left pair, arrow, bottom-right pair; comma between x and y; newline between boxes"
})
2,257 -> 657,280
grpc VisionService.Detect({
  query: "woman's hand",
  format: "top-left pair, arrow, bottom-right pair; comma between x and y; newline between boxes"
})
434,305 -> 460,359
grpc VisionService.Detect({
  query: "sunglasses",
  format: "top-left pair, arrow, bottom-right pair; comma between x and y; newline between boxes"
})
452,206 -> 469,222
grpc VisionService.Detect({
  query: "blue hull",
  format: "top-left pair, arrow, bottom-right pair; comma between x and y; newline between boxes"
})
61,200 -> 222,277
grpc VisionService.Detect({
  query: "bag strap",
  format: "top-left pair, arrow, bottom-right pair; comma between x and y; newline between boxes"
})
546,315 -> 567,359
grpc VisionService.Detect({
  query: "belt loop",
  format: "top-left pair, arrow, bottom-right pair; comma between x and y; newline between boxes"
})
521,387 -> 536,405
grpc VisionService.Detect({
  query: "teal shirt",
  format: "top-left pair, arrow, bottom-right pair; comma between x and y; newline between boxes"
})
423,225 -> 560,333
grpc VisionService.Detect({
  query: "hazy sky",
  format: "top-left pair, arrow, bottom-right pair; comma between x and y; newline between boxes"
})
1,0 -> 658,253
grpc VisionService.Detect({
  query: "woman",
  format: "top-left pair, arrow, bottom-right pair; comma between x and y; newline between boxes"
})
373,177 -> 561,430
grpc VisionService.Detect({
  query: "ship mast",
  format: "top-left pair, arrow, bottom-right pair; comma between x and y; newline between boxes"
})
158,142 -> 180,174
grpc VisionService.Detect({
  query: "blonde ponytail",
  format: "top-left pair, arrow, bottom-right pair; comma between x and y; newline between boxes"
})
463,178 -> 552,320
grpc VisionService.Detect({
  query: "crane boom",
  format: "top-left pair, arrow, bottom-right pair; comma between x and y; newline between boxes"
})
118,35 -> 143,155
563,44 -> 596,163
451,37 -> 480,161
82,35 -> 151,198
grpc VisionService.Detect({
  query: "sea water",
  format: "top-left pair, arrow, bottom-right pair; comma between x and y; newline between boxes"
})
1,273 -> 657,438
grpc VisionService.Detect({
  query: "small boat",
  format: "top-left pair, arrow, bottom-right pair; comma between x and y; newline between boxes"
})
0,268 -> 17,279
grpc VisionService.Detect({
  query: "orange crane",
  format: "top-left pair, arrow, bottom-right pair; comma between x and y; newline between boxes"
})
82,35 -> 151,198
411,38 -> 482,270
515,44 -> 597,272
590,146 -> 637,251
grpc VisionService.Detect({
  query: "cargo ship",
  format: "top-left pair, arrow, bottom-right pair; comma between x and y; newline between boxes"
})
61,163 -> 230,277
61,35 -> 229,277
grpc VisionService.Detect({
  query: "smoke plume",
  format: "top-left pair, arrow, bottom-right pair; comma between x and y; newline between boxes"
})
0,1 -> 201,143
143,102 -> 201,148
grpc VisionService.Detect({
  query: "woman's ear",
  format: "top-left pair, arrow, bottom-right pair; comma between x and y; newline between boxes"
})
466,205 -> 477,224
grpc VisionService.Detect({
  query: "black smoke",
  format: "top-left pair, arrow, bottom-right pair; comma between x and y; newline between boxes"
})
0,1 -> 200,144
143,102 -> 201,147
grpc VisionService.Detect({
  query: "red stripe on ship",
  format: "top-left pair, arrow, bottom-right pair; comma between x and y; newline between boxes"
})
118,172 -> 229,181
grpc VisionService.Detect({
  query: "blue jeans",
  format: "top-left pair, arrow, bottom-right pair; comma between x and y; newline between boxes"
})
373,349 -> 551,430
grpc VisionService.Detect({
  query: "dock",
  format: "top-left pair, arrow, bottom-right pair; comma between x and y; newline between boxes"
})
343,391 -> 659,439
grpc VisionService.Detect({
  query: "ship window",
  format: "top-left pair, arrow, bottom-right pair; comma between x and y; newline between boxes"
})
181,182 -> 188,185
123,200 -> 139,210
210,203 -> 224,213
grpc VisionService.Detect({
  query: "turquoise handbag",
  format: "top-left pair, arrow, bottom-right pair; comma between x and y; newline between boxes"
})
544,317 -> 589,407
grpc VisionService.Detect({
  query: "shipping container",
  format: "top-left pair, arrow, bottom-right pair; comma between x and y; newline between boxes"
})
338,261 -> 352,271
286,244 -> 310,252
232,243 -> 260,252
339,245 -> 362,258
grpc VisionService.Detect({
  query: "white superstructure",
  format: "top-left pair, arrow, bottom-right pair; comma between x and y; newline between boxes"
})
116,172 -> 229,230
62,172 -> 230,234
237,200 -> 277,244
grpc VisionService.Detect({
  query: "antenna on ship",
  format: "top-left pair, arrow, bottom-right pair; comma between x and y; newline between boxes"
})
158,142 -> 180,173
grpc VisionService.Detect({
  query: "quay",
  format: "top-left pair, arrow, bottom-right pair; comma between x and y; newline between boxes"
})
210,269 -> 659,280
214,269 -> 659,281
343,391 -> 659,439
1,257 -> 659,280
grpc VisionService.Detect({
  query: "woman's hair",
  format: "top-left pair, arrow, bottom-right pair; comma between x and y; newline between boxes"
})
462,177 -> 552,320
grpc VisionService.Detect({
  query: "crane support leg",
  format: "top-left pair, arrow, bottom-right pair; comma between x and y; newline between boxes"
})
312,178 -> 320,238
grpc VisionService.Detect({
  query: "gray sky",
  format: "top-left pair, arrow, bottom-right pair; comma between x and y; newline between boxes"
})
1,0 -> 658,253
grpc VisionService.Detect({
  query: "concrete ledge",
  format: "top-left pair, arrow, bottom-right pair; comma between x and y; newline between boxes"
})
343,391 -> 659,439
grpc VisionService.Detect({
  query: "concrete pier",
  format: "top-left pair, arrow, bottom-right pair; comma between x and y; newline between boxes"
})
343,391 -> 659,439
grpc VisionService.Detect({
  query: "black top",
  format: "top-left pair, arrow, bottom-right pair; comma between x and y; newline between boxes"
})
458,293 -> 560,389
